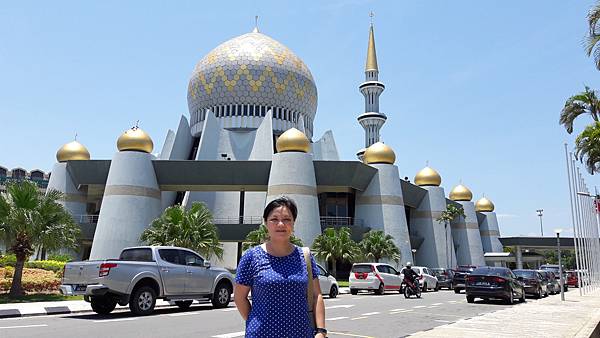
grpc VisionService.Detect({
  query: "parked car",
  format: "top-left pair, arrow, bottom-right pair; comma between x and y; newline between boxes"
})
540,264 -> 569,292
566,270 -> 579,288
60,246 -> 235,315
316,263 -> 339,298
453,265 -> 477,293
349,263 -> 402,295
410,266 -> 439,292
513,269 -> 547,298
465,266 -> 526,305
431,268 -> 455,290
538,270 -> 559,295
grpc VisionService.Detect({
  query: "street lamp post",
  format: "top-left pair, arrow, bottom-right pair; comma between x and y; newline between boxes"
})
555,229 -> 565,301
536,209 -> 544,236
411,249 -> 417,265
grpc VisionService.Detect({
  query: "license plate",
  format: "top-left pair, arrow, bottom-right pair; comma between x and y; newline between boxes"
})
475,281 -> 490,286
75,285 -> 87,291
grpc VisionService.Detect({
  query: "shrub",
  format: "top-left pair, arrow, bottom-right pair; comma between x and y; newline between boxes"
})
0,268 -> 61,292
25,260 -> 66,273
0,254 -> 17,267
47,253 -> 74,262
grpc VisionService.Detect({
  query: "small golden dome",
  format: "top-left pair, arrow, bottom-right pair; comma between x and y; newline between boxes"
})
363,142 -> 395,165
449,184 -> 473,201
414,166 -> 442,186
117,127 -> 153,153
276,128 -> 310,153
56,140 -> 91,162
475,197 -> 495,212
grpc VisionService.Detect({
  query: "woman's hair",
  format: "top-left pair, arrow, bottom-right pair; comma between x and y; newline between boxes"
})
263,196 -> 298,222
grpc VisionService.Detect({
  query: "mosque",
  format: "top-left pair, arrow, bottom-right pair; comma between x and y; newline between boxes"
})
45,22 -> 504,271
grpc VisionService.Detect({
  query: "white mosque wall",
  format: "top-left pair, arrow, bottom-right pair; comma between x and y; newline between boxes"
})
478,212 -> 504,253
159,130 -> 176,160
248,110 -> 274,161
160,116 -> 194,210
355,164 -> 412,269
90,151 -> 161,260
312,130 -> 340,161
46,162 -> 87,216
451,201 -> 486,266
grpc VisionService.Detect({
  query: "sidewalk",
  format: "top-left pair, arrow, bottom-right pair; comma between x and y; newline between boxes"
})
410,289 -> 600,338
0,287 -> 351,318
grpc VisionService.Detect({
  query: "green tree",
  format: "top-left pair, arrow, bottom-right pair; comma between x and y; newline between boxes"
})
0,181 -> 80,297
560,86 -> 600,134
575,122 -> 600,174
358,230 -> 401,263
241,224 -> 303,251
311,227 -> 360,278
436,204 -> 466,268
141,202 -> 223,260
544,249 -> 576,270
587,2 -> 600,70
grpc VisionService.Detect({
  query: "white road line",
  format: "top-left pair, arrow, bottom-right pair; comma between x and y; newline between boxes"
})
93,318 -> 138,323
211,331 -> 245,338
326,304 -> 355,310
432,303 -> 443,305
351,316 -> 368,321
221,308 -> 238,312
327,316 -> 349,321
427,305 -> 439,308
413,305 -> 426,308
360,312 -> 380,316
0,324 -> 48,329
389,308 -> 405,311
168,312 -> 200,317
434,319 -> 453,323
390,309 -> 413,314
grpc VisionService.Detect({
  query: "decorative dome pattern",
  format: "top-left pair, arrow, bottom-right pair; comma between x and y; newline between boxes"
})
475,197 -> 495,212
187,31 -> 317,135
117,127 -> 154,153
363,142 -> 395,165
414,166 -> 442,186
449,184 -> 473,201
276,128 -> 310,153
56,140 -> 90,162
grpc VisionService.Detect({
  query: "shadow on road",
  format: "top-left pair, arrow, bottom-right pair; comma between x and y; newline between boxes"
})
64,303 -> 235,320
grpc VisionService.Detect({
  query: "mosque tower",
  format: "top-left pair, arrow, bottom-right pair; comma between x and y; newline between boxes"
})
449,184 -> 486,266
357,20 -> 386,159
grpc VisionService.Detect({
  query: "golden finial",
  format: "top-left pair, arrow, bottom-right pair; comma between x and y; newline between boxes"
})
253,15 -> 259,33
365,15 -> 378,72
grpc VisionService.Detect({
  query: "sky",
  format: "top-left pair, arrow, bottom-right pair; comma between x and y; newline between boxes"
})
1,1 -> 599,237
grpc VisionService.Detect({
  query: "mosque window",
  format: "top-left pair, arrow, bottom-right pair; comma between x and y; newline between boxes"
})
30,170 -> 44,180
11,168 -> 26,179
0,167 -> 6,177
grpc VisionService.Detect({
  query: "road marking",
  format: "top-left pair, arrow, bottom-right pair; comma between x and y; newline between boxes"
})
93,318 -> 138,323
360,312 -> 380,316
221,308 -> 238,312
327,316 -> 349,321
351,316 -> 369,320
390,309 -> 413,314
432,303 -> 443,305
427,305 -> 439,308
211,331 -> 245,338
329,332 -> 375,338
435,319 -> 453,323
326,304 -> 355,310
0,324 -> 48,329
168,312 -> 200,317
389,308 -> 405,311
413,305 -> 426,308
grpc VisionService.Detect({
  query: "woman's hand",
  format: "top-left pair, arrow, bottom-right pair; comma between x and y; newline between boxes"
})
314,333 -> 327,338
233,283 -> 251,320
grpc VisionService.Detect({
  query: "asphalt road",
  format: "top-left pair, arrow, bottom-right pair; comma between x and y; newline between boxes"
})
0,289 -> 535,338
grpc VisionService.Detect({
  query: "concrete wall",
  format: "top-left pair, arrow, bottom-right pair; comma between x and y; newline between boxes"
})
312,130 -> 339,161
451,201 -> 486,266
46,162 -> 87,217
478,211 -> 503,253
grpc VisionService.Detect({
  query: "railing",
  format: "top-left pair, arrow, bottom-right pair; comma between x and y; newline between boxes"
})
74,214 -> 99,224
319,217 -> 363,227
0,177 -> 49,189
213,216 -> 263,225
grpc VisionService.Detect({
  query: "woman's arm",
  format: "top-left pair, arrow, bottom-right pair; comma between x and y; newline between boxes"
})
312,278 -> 326,337
234,283 -> 251,320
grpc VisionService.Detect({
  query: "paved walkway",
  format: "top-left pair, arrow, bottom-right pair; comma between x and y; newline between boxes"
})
410,289 -> 600,338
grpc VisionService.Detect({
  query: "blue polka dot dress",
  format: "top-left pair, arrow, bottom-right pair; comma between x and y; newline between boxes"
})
236,245 -> 319,338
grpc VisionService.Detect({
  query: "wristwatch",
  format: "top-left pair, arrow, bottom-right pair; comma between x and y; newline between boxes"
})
315,327 -> 328,335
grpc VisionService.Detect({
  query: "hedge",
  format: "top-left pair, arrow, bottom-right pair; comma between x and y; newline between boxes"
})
0,267 -> 61,292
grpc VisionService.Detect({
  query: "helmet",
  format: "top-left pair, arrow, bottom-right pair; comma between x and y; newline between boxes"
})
406,262 -> 412,268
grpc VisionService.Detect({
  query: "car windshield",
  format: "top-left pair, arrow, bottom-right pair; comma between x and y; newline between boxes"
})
352,265 -> 372,273
472,267 -> 508,276
432,269 -> 445,276
457,267 -> 475,273
513,270 -> 536,278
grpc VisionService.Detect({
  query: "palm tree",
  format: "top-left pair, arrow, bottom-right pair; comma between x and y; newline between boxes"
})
358,230 -> 401,263
241,224 -> 303,251
587,2 -> 600,70
0,181 -> 80,297
311,227 -> 360,278
575,122 -> 600,174
140,202 -> 224,260
560,86 -> 600,134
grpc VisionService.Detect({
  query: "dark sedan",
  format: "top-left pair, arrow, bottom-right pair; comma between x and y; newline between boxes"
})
513,269 -> 547,298
431,268 -> 455,290
453,265 -> 477,293
465,266 -> 525,304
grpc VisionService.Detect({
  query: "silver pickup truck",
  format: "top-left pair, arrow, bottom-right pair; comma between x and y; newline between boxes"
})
60,246 -> 234,315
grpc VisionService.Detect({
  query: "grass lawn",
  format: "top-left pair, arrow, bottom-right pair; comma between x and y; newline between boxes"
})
337,280 -> 349,287
0,293 -> 84,304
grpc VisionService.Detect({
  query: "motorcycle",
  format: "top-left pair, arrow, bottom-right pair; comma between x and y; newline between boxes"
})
403,276 -> 422,298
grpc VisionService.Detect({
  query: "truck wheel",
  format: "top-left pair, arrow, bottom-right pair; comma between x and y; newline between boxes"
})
129,286 -> 156,316
90,296 -> 117,315
175,300 -> 193,309
211,282 -> 231,309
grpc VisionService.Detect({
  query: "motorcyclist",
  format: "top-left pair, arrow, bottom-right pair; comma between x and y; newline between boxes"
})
401,262 -> 420,290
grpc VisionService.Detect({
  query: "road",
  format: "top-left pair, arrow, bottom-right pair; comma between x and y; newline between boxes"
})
0,289 -> 534,338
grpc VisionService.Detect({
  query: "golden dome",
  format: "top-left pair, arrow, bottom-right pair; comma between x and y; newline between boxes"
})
276,128 -> 310,153
56,140 -> 91,162
117,127 -> 154,153
475,197 -> 495,212
414,166 -> 442,186
449,184 -> 473,201
363,142 -> 395,165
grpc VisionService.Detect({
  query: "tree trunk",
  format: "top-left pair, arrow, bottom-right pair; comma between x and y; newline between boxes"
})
331,259 -> 337,279
8,254 -> 26,298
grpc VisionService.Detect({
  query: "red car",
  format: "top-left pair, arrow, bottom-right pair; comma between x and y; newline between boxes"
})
566,271 -> 579,287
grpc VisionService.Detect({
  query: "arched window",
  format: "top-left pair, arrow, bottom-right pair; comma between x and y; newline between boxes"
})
12,168 -> 26,179
0,166 -> 6,177
30,170 -> 44,180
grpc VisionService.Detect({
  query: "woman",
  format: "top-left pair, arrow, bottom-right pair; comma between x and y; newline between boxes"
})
235,197 -> 327,338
